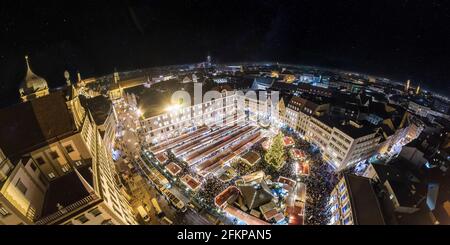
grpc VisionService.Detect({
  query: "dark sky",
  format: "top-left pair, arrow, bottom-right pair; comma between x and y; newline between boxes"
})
1,0 -> 449,107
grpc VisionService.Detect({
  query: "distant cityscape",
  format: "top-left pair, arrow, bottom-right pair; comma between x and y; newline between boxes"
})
0,55 -> 448,225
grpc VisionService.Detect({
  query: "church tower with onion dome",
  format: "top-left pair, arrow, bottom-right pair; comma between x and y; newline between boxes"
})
19,55 -> 50,102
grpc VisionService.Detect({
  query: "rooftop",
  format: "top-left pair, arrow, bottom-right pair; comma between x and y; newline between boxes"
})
334,119 -> 379,139
0,91 -> 76,157
372,164 -> 426,207
40,163 -> 94,218
240,151 -> 261,166
237,179 -> 273,210
344,174 -> 385,225
80,95 -> 112,125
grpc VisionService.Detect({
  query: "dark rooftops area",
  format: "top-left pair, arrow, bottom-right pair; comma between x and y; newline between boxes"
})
41,163 -> 93,218
312,114 -> 378,138
372,163 -> 408,183
380,124 -> 395,137
80,95 -> 112,125
334,120 -> 378,139
299,93 -> 330,106
313,114 -> 338,128
369,102 -> 393,119
406,132 -> 443,157
0,91 -> 76,157
345,174 -> 385,225
271,81 -> 297,92
377,159 -> 424,203
253,77 -> 274,86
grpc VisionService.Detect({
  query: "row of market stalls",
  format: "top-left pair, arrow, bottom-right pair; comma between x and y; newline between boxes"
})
149,122 -> 266,179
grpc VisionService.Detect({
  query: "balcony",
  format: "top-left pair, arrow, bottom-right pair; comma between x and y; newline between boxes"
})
35,193 -> 101,225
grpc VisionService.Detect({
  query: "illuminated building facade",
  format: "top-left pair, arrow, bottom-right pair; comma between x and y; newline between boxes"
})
0,74 -> 136,225
307,117 -> 381,170
328,174 -> 385,225
284,96 -> 329,135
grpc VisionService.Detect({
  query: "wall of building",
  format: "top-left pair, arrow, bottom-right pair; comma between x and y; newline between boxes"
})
0,160 -> 46,223
304,117 -> 380,170
28,133 -> 92,182
400,146 -> 428,168
327,177 -> 354,225
60,200 -> 131,225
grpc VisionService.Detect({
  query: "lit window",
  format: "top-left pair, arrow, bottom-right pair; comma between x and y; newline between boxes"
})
0,204 -> 10,217
48,172 -> 56,179
341,202 -> 351,214
61,165 -> 70,173
340,193 -> 348,202
343,215 -> 353,225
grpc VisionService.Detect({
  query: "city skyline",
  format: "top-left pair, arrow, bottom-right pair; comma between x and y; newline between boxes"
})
1,0 -> 450,108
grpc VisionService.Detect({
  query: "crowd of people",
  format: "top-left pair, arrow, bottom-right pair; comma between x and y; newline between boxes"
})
196,177 -> 232,208
303,153 -> 337,225
283,129 -> 338,225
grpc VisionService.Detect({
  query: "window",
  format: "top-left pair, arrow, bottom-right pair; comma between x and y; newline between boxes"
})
30,162 -> 37,172
340,193 -> 348,202
65,145 -> 74,153
341,202 -> 351,214
48,172 -> 56,179
15,179 -> 27,195
89,208 -> 102,217
75,161 -> 83,167
0,204 -> 10,217
35,157 -> 45,165
61,165 -> 70,173
343,215 -> 353,225
101,219 -> 114,225
76,214 -> 89,224
50,151 -> 59,160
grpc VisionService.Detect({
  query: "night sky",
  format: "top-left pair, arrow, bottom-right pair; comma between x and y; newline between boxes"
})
1,0 -> 449,107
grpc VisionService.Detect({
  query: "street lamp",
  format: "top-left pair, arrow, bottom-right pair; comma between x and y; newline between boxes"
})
136,108 -> 143,117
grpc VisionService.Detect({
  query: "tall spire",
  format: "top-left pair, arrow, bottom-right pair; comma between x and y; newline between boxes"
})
24,55 -> 37,78
20,55 -> 49,102
405,79 -> 410,92
25,55 -> 31,71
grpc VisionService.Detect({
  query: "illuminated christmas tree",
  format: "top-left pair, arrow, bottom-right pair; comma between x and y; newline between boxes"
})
264,132 -> 285,169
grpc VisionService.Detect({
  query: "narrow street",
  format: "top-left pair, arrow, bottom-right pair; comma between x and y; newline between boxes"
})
114,99 -> 213,225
